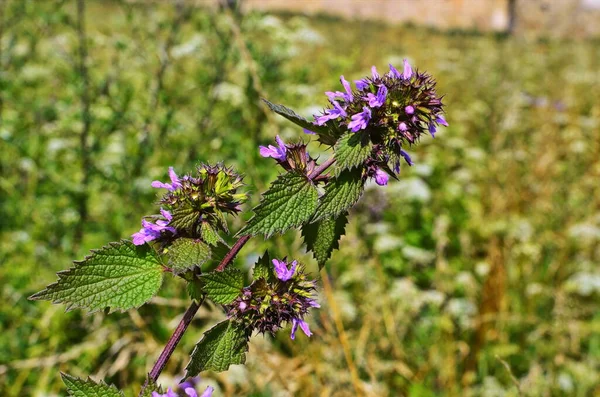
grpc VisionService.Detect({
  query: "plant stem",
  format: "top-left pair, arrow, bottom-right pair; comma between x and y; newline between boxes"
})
139,299 -> 203,396
141,155 -> 336,392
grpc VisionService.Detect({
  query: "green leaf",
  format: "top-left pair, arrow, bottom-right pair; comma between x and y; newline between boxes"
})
185,320 -> 248,376
201,222 -> 224,246
200,268 -> 244,304
139,377 -> 163,397
169,206 -> 199,231
167,238 -> 212,274
239,172 -> 319,238
252,250 -> 273,281
262,99 -> 328,134
61,373 -> 124,397
334,133 -> 372,175
312,168 -> 364,222
30,240 -> 164,313
302,213 -> 348,269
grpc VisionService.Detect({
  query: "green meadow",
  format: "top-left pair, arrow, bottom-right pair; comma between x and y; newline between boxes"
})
1,1 -> 599,396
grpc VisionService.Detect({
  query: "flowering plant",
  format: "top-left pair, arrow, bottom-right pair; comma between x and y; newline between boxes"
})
30,60 -> 446,396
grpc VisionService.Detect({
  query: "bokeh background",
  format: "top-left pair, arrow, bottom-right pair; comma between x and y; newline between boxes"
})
1,0 -> 600,396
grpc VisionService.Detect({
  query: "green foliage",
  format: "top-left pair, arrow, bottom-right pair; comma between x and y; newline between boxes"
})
61,373 -> 123,397
201,222 -> 224,246
168,207 -> 199,231
167,238 -> 212,274
252,251 -> 273,281
312,168 -> 364,222
200,268 -> 244,304
262,99 -> 327,134
139,378 -> 163,397
185,320 -> 248,377
240,172 -> 319,238
302,213 -> 349,268
333,133 -> 372,176
30,241 -> 164,313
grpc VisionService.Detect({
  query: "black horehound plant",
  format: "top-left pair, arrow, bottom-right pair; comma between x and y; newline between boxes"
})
31,60 -> 447,397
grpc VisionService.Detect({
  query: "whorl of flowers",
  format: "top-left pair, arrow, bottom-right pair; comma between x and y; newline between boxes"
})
226,258 -> 319,339
132,164 -> 247,246
312,59 -> 447,185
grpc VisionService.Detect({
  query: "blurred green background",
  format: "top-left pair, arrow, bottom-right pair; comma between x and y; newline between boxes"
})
1,1 -> 599,396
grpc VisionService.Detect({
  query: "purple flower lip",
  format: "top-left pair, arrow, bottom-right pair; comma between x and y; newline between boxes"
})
389,63 -> 402,78
366,85 -> 387,108
402,59 -> 413,80
374,168 -> 389,186
436,115 -> 449,126
315,100 -> 347,125
259,135 -> 287,161
132,208 -> 175,245
290,318 -> 312,339
151,167 -> 181,191
272,259 -> 298,281
348,106 -> 371,132
355,78 -> 369,90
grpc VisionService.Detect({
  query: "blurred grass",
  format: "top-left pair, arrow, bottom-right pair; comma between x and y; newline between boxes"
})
1,1 -> 600,396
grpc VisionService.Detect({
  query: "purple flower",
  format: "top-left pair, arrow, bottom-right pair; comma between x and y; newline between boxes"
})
259,135 -> 287,161
315,100 -> 347,125
405,105 -> 415,115
403,59 -> 413,80
303,128 -> 316,135
374,169 -> 389,186
355,79 -> 369,90
428,123 -> 437,137
400,149 -> 413,166
340,75 -> 353,101
348,107 -> 371,132
398,122 -> 408,132
132,209 -> 175,245
290,318 -> 312,339
371,65 -> 379,79
272,259 -> 298,281
151,167 -> 181,191
366,85 -> 387,108
389,63 -> 402,78
436,115 -> 449,126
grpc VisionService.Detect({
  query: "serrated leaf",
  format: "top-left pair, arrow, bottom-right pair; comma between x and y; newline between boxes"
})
302,213 -> 348,269
30,240 -> 164,313
200,268 -> 244,304
185,320 -> 248,376
169,206 -> 199,231
239,172 -> 318,238
167,238 -> 212,274
262,99 -> 328,134
61,373 -> 124,397
334,133 -> 372,175
312,168 -> 364,222
201,222 -> 225,246
252,250 -> 272,281
139,377 -> 163,397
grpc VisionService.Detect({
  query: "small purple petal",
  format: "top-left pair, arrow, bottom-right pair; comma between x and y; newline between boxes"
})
303,128 -> 316,135
389,63 -> 401,78
398,122 -> 408,132
400,149 -> 413,166
259,136 -> 287,161
436,115 -> 449,126
402,59 -> 413,80
366,85 -> 387,108
428,123 -> 437,137
347,107 -> 371,132
374,169 -> 389,186
340,75 -> 353,100
371,65 -> 379,79
151,167 -> 181,191
298,319 -> 312,337
272,259 -> 296,281
184,388 -> 198,397
239,301 -> 247,311
405,105 -> 415,115
355,79 -> 369,90
290,318 -> 299,340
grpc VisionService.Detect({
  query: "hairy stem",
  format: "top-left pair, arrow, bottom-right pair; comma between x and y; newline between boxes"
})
139,298 -> 203,396
141,155 -> 336,391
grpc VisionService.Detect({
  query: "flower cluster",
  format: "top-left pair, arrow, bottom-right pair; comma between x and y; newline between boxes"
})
132,164 -> 247,246
312,59 -> 447,185
226,258 -> 319,339
152,384 -> 213,397
259,135 -> 316,175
